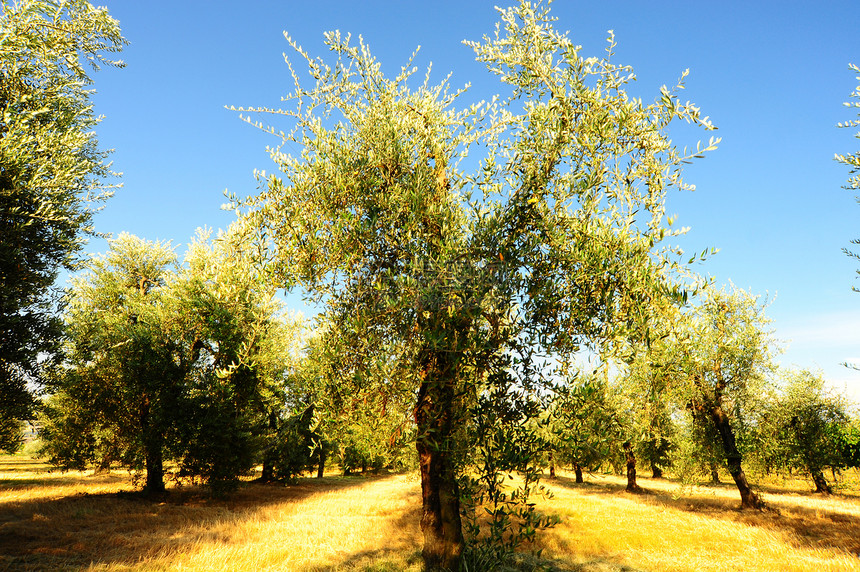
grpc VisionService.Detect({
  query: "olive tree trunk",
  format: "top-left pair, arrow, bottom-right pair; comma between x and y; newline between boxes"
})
810,468 -> 832,494
709,462 -> 721,484
623,441 -> 642,493
414,371 -> 463,570
140,400 -> 165,495
317,447 -> 326,479
709,404 -> 762,509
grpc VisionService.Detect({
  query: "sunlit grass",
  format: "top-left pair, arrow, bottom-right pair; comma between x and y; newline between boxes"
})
0,453 -> 423,571
2,453 -> 859,571
536,471 -> 860,572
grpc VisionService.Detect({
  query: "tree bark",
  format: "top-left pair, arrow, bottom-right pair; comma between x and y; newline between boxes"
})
708,404 -> 761,509
260,458 -> 275,482
624,441 -> 642,493
548,451 -> 556,479
414,371 -> 463,571
650,460 -> 663,479
144,440 -> 165,494
709,462 -> 721,484
260,412 -> 278,482
810,467 -> 832,494
317,446 -> 326,479
574,463 -> 583,483
140,400 -> 165,495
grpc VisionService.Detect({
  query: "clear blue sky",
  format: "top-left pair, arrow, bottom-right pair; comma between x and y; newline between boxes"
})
84,1 -> 860,401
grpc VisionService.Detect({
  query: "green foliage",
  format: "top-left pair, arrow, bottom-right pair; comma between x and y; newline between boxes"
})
836,417 -> 860,470
547,375 -> 622,478
295,329 -> 417,477
0,0 -> 126,426
671,414 -> 725,484
231,1 -> 717,564
0,416 -> 24,452
626,285 -> 776,499
459,381 -> 558,567
614,366 -> 677,479
41,231 -> 302,492
838,64 -> 860,290
668,286 -> 775,452
262,403 -> 327,482
754,369 -> 852,491
169,228 -> 304,491
40,234 -> 183,491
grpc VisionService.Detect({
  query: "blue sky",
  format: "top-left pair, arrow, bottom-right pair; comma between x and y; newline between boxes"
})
84,1 -> 860,401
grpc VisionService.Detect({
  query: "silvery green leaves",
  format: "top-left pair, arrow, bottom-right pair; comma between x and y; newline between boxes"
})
231,1 -> 717,566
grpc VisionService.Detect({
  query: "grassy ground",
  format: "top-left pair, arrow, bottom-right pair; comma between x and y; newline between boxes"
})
1,453 -> 858,571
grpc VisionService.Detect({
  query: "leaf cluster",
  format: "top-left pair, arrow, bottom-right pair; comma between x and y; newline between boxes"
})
40,231 -> 304,491
0,0 -> 126,428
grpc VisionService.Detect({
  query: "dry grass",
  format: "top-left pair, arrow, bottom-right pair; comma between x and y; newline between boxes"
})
1,453 -> 859,571
535,471 -> 860,572
0,454 -> 423,571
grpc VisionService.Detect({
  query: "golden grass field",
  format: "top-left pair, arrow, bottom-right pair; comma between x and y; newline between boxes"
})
1,453 -> 859,571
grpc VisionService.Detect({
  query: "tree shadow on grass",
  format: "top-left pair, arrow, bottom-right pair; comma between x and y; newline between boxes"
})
546,473 -> 860,558
546,474 -> 642,496
0,472 -> 388,572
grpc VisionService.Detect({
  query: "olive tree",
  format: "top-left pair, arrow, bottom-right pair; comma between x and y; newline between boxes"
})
0,0 -> 126,430
676,287 -> 775,508
231,2 -> 716,567
168,228 -> 304,491
41,234 -> 182,493
618,347 -> 680,481
42,230 -> 300,493
756,369 -> 852,493
547,375 -> 622,484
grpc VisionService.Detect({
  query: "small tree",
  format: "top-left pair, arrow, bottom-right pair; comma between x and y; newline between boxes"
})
42,231 -> 300,493
836,417 -> 860,472
0,0 -> 126,438
548,375 -> 622,484
678,287 -> 775,508
619,354 -> 679,480
758,369 -> 851,493
42,234 -> 182,493
168,228 -> 303,491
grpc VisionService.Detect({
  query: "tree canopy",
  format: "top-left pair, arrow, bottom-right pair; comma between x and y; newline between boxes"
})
231,2 -> 717,567
0,0 -> 126,430
41,230 -> 304,493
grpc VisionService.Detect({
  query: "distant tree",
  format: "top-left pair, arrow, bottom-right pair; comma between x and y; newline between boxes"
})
0,416 -> 24,453
548,375 -> 621,484
0,0 -> 126,432
40,234 -> 182,494
168,228 -> 303,492
757,369 -> 851,493
678,287 -> 775,509
297,328 -> 417,478
231,2 -> 716,567
619,354 -> 679,481
836,416 -> 860,471
681,401 -> 729,484
261,402 -> 321,482
41,231 -> 299,493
